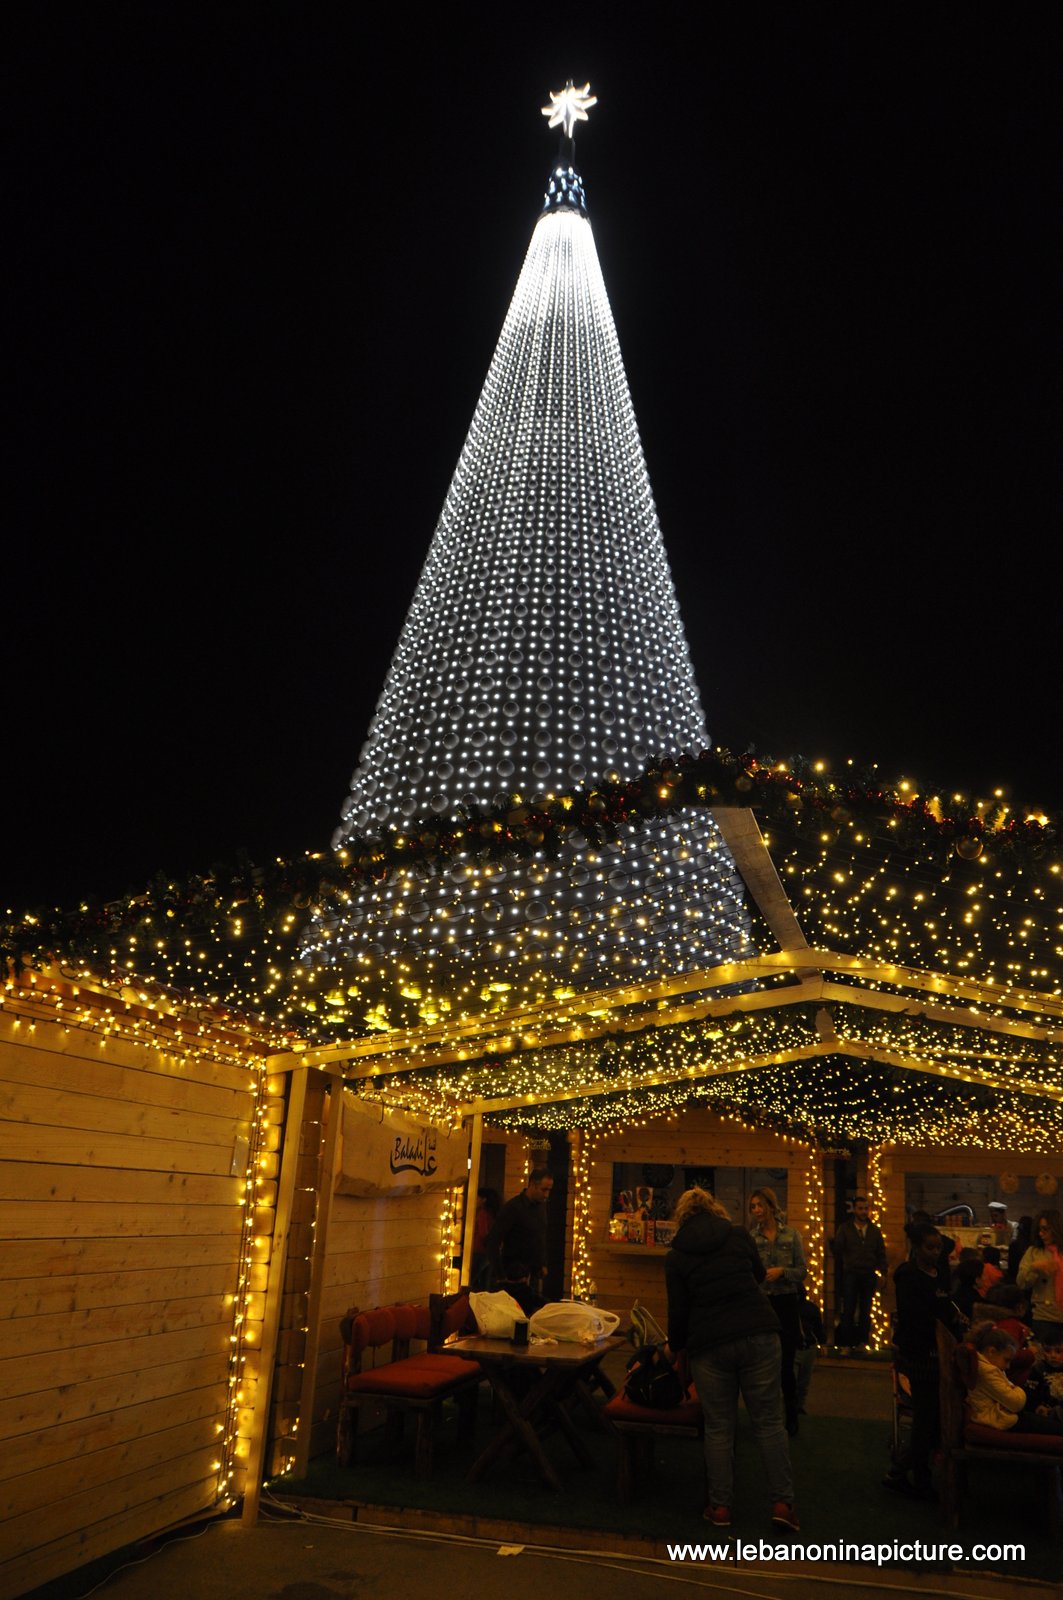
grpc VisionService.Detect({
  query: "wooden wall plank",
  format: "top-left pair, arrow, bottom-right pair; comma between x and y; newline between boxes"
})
0,1347 -> 231,1444
3,1413 -> 222,1522
0,1083 -> 250,1146
0,1125 -> 240,1175
0,1293 -> 235,1360
0,1201 -> 245,1240
0,1234 -> 247,1280
0,1163 -> 245,1208
0,1020 -> 254,1090
2,1262 -> 237,1320
0,1018 -> 257,1598
0,1384 -> 226,1486
0,1323 -> 233,1403
0,1477 -> 218,1600
324,1210 -> 447,1255
0,1040 -> 254,1115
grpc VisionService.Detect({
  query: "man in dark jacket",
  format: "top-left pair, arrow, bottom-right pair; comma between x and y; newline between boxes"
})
664,1187 -> 797,1532
484,1168 -> 553,1285
832,1194 -> 888,1350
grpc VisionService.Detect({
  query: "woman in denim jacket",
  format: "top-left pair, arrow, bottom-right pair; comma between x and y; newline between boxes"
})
750,1187 -> 807,1435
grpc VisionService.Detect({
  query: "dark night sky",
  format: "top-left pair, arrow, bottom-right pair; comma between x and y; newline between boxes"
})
5,4 -> 1061,912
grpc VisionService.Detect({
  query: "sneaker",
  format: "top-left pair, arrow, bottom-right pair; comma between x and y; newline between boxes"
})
771,1502 -> 800,1532
703,1504 -> 732,1528
882,1470 -> 918,1498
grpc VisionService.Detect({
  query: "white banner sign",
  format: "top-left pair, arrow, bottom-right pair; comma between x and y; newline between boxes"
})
336,1092 -> 467,1197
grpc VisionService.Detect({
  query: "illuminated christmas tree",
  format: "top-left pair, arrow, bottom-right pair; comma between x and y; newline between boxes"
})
300,85 -> 751,1030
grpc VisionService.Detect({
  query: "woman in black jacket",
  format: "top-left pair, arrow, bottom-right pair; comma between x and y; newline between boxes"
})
665,1187 -> 797,1532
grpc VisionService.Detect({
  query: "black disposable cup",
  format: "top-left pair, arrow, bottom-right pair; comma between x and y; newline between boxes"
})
512,1318 -> 529,1347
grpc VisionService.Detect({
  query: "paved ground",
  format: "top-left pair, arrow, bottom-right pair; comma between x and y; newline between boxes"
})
57,1513 -> 1056,1600
26,1362 -> 1055,1600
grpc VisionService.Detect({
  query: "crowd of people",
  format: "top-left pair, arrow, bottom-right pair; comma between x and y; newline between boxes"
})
662,1187 -> 1063,1526
472,1169 -> 1063,1526
884,1207 -> 1063,1498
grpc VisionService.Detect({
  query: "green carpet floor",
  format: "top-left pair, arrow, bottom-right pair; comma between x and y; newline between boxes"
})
268,1367 -> 1060,1582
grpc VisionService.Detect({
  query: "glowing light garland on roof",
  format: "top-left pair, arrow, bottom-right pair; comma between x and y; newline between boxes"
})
3,751 -> 1059,1056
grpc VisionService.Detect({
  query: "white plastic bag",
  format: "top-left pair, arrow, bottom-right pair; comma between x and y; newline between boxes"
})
528,1300 -> 620,1344
468,1290 -> 528,1339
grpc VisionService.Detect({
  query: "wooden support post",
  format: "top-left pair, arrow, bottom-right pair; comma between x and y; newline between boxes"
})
290,1070 -> 344,1480
459,1113 -> 483,1288
241,1064 -> 309,1526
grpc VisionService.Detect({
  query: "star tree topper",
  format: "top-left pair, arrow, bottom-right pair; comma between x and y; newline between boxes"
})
541,81 -> 598,141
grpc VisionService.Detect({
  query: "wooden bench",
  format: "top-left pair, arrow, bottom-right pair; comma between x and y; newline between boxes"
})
936,1322 -> 1063,1536
603,1390 -> 704,1504
336,1295 -> 481,1477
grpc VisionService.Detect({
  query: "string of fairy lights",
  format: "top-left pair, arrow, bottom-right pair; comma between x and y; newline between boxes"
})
4,752 -> 1060,1149
4,751 -> 1058,1051
570,1114 -> 827,1307
867,1146 -> 892,1348
299,148 -> 755,1017
0,968 -> 273,1504
342,992 -> 1063,1138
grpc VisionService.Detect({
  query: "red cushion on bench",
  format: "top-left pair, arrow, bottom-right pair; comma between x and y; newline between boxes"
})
604,1393 -> 703,1427
345,1354 -> 482,1400
964,1421 -> 1063,1454
442,1295 -> 475,1340
350,1307 -> 396,1356
391,1303 -> 431,1342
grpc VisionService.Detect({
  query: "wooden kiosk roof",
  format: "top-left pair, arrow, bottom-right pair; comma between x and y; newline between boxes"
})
269,795 -> 1063,1147
5,754 -> 1061,1147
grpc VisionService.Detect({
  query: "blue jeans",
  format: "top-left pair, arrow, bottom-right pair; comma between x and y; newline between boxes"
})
690,1333 -> 794,1509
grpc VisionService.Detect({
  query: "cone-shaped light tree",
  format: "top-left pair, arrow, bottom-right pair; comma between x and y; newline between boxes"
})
300,85 -> 751,1031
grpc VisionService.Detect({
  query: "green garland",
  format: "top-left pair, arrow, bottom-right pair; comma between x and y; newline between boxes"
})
2,750 -> 1058,1037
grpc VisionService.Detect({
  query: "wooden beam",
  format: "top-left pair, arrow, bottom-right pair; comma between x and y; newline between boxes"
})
833,1039 -> 1063,1103
289,1069 -> 343,1480
710,806 -> 813,959
819,979 -> 1063,1044
268,948 -> 1062,1081
241,1064 -> 310,1525
265,952 -> 812,1070
337,976 -> 824,1079
459,1114 -> 483,1288
796,953 -> 1063,1023
465,1042 -> 834,1115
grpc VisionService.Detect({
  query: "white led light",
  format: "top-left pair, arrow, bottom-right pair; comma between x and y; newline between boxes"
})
302,133 -> 752,1016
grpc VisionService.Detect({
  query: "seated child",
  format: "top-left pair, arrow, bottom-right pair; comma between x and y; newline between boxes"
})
968,1325 -> 1063,1436
976,1245 -> 1003,1299
978,1282 -> 1036,1382
952,1249 -> 984,1323
1026,1329 -> 1063,1421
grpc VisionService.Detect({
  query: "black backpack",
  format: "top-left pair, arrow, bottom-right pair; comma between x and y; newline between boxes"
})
624,1343 -> 684,1409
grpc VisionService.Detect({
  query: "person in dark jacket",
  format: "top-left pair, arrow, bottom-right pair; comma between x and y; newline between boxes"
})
484,1168 -> 553,1285
884,1221 -> 965,1498
832,1194 -> 887,1349
664,1186 -> 798,1532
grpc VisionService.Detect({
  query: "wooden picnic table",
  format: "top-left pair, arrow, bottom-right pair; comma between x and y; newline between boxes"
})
447,1334 -> 625,1490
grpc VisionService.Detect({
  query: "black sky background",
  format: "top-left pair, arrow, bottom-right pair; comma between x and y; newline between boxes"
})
5,4 -> 1061,912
